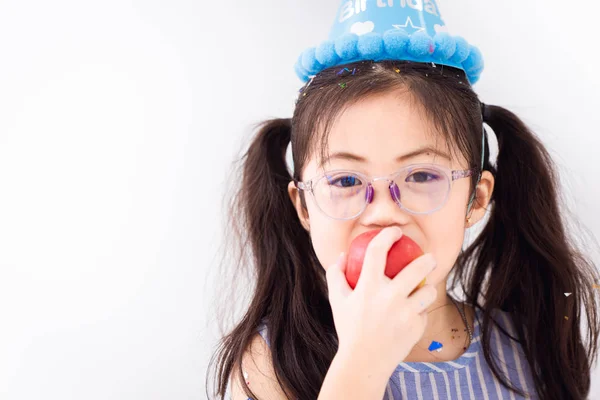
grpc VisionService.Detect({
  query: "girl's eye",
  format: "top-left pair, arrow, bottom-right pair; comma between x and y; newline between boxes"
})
406,171 -> 441,183
329,175 -> 362,187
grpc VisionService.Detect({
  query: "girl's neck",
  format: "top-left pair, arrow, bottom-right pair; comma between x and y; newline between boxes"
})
403,288 -> 475,363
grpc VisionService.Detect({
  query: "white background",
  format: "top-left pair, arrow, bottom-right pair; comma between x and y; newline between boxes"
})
0,0 -> 599,399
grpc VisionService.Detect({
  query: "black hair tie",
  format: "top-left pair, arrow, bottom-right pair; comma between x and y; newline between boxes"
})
480,102 -> 489,120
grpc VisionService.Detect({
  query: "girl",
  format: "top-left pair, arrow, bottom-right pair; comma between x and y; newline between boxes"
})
207,3 -> 600,400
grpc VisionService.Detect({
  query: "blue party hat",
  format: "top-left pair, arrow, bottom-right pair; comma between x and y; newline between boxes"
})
294,0 -> 484,85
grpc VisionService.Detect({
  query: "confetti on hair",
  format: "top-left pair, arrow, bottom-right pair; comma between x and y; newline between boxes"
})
337,67 -> 359,78
394,67 -> 401,73
337,68 -> 349,76
339,82 -> 347,89
431,62 -> 437,68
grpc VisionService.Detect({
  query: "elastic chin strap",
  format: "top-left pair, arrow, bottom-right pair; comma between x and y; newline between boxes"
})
466,118 -> 486,216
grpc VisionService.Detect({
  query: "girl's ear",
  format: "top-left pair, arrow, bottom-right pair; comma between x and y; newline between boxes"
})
466,170 -> 495,227
287,180 -> 310,231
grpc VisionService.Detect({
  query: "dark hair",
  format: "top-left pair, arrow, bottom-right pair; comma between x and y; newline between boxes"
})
206,60 -> 600,400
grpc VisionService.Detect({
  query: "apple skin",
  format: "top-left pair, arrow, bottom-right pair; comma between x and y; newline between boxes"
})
345,229 -> 426,291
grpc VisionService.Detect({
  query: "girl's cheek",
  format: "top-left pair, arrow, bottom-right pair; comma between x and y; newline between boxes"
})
310,228 -> 349,268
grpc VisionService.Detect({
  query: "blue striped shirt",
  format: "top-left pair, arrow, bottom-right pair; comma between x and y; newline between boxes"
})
241,307 -> 537,399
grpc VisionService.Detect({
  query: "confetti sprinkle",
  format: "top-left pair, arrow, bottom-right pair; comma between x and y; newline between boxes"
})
394,67 -> 401,73
565,316 -> 569,320
431,62 -> 437,68
428,341 -> 443,352
339,82 -> 347,89
459,81 -> 463,84
337,68 -> 350,76
564,293 -> 572,297
594,284 -> 600,289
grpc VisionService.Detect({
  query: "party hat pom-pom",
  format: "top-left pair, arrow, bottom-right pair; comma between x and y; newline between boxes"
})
357,32 -> 384,59
301,48 -> 323,75
450,36 -> 470,63
316,40 -> 339,67
408,31 -> 434,57
334,33 -> 359,60
383,29 -> 410,58
432,33 -> 456,60
294,54 -> 310,82
463,45 -> 484,74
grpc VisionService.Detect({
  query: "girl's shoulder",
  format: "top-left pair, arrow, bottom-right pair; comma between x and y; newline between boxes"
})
230,323 -> 288,400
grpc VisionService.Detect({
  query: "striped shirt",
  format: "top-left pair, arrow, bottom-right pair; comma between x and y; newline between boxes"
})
239,308 -> 537,399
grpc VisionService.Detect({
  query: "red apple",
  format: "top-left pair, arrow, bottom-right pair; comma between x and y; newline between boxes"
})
345,229 -> 426,291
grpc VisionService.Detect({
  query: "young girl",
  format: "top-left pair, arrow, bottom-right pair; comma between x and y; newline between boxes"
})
208,2 -> 600,399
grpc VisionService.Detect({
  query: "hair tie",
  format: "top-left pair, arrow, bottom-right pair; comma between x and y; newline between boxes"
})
480,102 -> 488,119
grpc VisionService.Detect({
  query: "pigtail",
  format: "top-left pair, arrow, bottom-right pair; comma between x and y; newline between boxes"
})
208,118 -> 337,400
458,105 -> 600,399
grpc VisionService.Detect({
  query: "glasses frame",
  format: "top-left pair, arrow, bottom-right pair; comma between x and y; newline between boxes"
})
294,162 -> 480,220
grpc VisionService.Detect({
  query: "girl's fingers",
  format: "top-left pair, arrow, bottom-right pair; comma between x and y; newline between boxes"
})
356,227 -> 403,291
387,253 -> 437,297
325,252 -> 351,305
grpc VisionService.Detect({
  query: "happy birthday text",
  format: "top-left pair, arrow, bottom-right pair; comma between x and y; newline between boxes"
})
340,0 -> 440,23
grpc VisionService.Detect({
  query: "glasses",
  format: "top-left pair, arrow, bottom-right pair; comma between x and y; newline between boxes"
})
294,163 -> 479,220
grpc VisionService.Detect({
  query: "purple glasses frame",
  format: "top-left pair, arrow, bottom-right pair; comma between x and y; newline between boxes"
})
294,163 -> 480,220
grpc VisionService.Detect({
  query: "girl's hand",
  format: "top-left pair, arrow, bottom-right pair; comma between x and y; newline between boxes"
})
325,226 -> 438,373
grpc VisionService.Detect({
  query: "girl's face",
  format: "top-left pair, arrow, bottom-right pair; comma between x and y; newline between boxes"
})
288,91 -> 484,285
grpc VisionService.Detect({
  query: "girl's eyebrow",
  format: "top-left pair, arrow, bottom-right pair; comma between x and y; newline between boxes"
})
319,146 -> 451,169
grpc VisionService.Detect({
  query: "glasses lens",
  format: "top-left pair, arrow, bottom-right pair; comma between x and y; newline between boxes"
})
312,166 -> 451,219
313,172 -> 367,219
397,165 -> 450,213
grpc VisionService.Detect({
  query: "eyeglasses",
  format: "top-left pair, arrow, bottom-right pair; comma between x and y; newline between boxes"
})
294,163 -> 479,220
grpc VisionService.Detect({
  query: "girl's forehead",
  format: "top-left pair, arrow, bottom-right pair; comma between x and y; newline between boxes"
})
320,101 -> 451,166
325,92 -> 438,147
